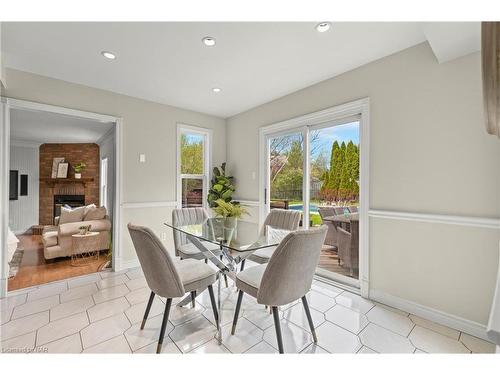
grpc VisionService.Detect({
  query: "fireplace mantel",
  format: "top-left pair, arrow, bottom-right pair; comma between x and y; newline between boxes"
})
40,177 -> 94,186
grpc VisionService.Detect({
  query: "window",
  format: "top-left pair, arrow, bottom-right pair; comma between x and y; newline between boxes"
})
100,157 -> 108,209
177,125 -> 211,208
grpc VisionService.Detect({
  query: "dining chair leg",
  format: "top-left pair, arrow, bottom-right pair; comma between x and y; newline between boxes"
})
272,306 -> 284,354
191,290 -> 197,308
205,258 -> 208,264
301,296 -> 318,343
231,290 -> 244,335
207,285 -> 219,329
220,255 -> 229,287
240,259 -> 246,271
141,291 -> 155,329
157,298 -> 172,354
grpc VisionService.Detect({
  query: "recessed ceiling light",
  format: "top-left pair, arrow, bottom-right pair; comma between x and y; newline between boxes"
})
316,22 -> 331,33
202,37 -> 216,47
212,88 -> 221,93
101,51 -> 116,60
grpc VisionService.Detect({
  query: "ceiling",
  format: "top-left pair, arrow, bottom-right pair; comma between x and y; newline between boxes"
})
10,108 -> 114,144
2,22 -> 480,118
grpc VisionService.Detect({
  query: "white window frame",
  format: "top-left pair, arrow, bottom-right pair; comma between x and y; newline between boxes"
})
259,98 -> 370,297
176,124 -> 212,209
100,157 -> 108,209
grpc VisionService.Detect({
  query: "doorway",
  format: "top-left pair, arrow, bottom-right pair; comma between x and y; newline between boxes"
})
260,99 -> 370,295
0,98 -> 122,297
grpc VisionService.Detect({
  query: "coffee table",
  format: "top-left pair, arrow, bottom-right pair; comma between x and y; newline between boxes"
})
71,232 -> 100,266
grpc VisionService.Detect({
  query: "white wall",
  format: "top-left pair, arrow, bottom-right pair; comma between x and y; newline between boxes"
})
3,68 -> 226,267
226,42 -> 500,328
0,22 -> 5,90
97,128 -> 115,219
8,143 -> 39,233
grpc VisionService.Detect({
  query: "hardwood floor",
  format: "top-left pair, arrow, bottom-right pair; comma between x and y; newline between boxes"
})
8,235 -> 356,291
318,245 -> 359,279
8,234 -> 109,291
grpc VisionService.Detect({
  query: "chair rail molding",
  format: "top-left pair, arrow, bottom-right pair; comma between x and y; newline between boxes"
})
121,201 -> 177,209
368,209 -> 500,229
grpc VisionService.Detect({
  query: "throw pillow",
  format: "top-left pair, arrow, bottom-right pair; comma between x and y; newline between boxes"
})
84,206 -> 107,221
59,206 -> 86,224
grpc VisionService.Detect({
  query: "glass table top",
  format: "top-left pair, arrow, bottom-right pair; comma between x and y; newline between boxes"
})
164,218 -> 289,253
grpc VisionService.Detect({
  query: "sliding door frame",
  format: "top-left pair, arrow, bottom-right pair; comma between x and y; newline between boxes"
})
258,98 -> 370,296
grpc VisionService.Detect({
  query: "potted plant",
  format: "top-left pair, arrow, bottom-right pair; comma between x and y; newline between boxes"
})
207,163 -> 237,208
73,162 -> 86,179
212,198 -> 248,227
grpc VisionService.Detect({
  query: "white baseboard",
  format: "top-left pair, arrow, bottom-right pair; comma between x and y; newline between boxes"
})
369,289 -> 492,342
119,258 -> 140,271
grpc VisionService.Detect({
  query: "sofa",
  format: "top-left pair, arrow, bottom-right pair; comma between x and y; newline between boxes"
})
42,205 -> 111,260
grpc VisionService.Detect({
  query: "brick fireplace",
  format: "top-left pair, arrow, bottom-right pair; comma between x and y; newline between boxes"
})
39,143 -> 100,225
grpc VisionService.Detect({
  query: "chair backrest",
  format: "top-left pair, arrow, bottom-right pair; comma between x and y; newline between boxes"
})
257,225 -> 327,306
334,207 -> 346,215
318,206 -> 337,219
348,206 -> 358,213
172,207 -> 209,256
260,209 -> 301,236
127,223 -> 185,298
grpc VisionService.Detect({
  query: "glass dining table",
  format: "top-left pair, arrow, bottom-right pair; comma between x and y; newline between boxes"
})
164,217 -> 289,343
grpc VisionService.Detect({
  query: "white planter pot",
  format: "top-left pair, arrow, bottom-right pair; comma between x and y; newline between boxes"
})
75,173 -> 81,179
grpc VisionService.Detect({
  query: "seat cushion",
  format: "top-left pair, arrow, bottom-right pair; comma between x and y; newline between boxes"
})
236,264 -> 267,298
42,231 -> 58,247
176,258 -> 217,292
248,246 -> 277,264
178,241 -> 221,260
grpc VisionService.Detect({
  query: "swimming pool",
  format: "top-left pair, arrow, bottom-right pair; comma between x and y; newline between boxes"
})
289,203 -> 319,214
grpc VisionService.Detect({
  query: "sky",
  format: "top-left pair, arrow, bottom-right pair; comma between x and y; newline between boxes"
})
312,121 -> 360,159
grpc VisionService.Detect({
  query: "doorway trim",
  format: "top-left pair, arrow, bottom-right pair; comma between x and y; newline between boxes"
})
0,97 -> 123,298
258,98 -> 370,296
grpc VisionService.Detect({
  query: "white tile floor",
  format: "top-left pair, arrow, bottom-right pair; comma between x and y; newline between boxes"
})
0,266 -> 497,354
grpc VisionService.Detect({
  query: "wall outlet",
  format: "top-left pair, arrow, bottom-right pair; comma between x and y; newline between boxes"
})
139,154 -> 146,163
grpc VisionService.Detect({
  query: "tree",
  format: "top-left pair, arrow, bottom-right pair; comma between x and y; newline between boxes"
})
180,134 -> 203,174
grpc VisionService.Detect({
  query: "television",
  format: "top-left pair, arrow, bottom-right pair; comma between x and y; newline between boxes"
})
9,170 -> 19,200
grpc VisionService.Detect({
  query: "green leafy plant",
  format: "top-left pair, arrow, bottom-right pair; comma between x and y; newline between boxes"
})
207,163 -> 236,208
73,162 -> 86,173
212,199 -> 248,218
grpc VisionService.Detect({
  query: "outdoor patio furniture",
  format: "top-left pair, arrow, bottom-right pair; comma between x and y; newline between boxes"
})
348,206 -> 358,213
337,222 -> 359,276
334,206 -> 346,215
231,225 -> 328,353
270,199 -> 289,209
318,206 -> 339,249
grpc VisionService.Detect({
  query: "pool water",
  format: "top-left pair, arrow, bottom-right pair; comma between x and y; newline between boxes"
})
289,204 -> 319,214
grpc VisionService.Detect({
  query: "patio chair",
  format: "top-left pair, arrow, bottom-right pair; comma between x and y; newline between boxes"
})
231,225 -> 328,353
244,209 -> 301,269
348,206 -> 358,213
334,206 -> 346,215
317,206 -> 339,249
337,225 -> 359,276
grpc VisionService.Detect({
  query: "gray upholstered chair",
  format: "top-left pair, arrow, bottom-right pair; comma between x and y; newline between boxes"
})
231,225 -> 327,353
128,223 -> 219,354
244,209 -> 301,269
172,207 -> 221,261
317,206 -> 339,249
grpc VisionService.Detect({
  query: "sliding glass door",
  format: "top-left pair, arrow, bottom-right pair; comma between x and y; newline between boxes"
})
267,131 -> 305,223
265,118 -> 361,286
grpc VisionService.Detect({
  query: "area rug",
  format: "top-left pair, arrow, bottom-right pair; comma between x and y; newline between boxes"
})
8,247 -> 24,278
